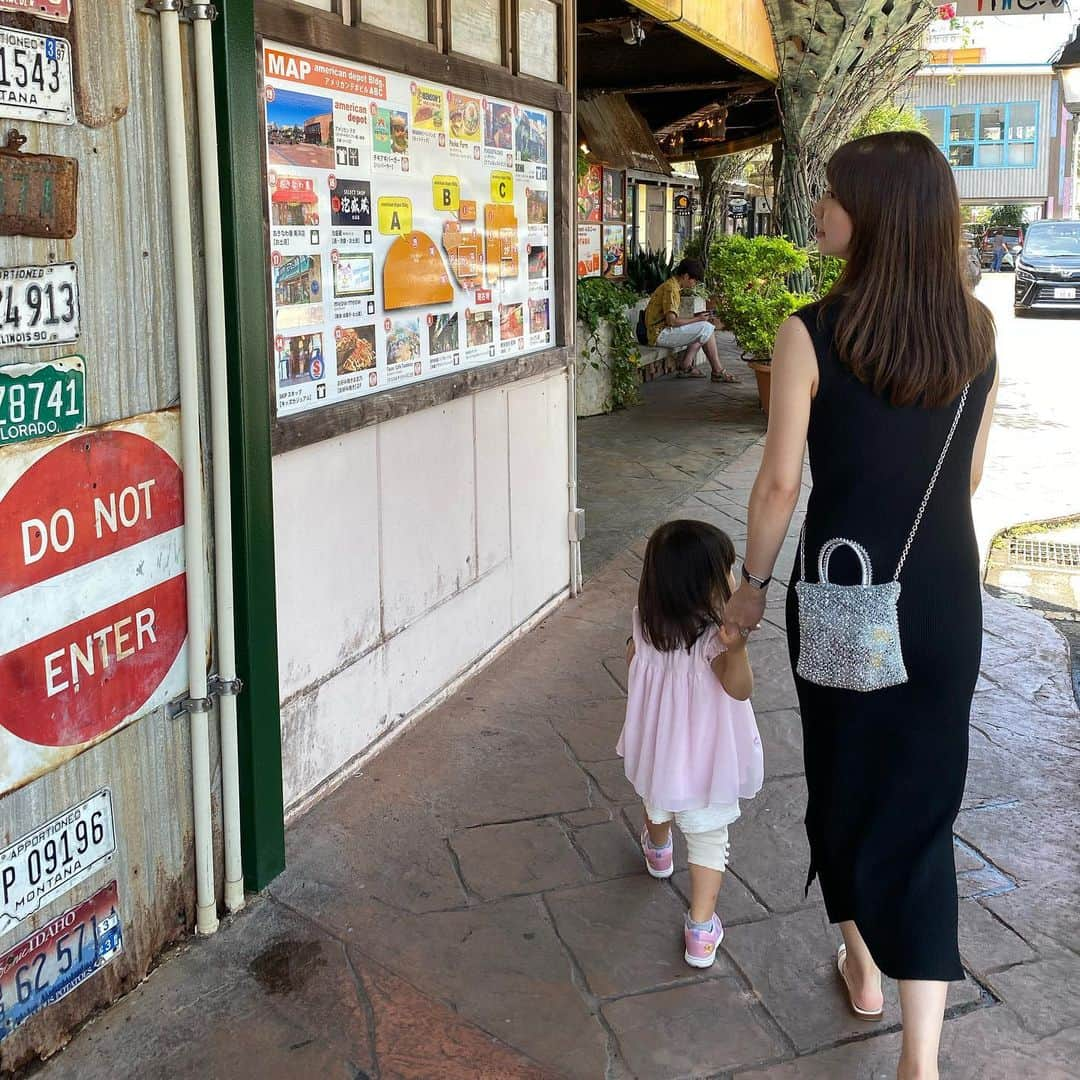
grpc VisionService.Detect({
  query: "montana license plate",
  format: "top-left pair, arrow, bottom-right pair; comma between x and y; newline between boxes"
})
0,882 -> 123,1042
0,29 -> 74,125
0,263 -> 79,348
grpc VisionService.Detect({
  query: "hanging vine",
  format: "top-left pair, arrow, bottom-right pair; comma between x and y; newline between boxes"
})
577,279 -> 642,411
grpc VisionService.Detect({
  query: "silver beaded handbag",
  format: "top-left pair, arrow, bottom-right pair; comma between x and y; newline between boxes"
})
795,384 -> 970,692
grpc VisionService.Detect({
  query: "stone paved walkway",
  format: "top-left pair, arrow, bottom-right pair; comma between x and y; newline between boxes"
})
36,410 -> 1080,1078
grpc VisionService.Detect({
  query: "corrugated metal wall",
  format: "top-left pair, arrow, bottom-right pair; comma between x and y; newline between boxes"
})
900,71 -> 1055,202
0,7 -> 214,1070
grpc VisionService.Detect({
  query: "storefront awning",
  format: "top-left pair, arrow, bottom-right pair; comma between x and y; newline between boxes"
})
272,187 -> 317,205
578,94 -> 670,176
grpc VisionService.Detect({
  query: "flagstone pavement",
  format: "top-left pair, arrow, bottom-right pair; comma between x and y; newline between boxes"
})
34,371 -> 1080,1080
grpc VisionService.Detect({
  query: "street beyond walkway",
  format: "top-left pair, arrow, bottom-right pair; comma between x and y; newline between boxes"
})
35,288 -> 1080,1079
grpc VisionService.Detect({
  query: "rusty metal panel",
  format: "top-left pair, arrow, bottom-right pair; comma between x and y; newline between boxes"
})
0,132 -> 78,238
0,7 -> 217,1072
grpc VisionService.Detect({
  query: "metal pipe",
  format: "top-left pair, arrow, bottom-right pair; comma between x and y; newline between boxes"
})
566,0 -> 583,597
192,8 -> 245,915
156,2 -> 219,936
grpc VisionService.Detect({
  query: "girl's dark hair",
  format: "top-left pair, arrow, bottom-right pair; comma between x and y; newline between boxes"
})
638,520 -> 736,652
821,131 -> 995,408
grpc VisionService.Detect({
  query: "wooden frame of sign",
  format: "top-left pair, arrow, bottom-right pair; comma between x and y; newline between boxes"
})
255,0 -> 573,454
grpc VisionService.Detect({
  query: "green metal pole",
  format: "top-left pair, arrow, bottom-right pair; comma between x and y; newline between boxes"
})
212,0 -> 286,890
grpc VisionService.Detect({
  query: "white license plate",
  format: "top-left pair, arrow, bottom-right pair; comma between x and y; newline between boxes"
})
0,790 -> 115,938
0,28 -> 74,126
0,263 -> 79,347
1053,287 -> 1076,300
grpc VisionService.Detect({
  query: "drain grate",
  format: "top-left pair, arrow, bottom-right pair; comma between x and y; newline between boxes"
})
1008,538 -> 1080,569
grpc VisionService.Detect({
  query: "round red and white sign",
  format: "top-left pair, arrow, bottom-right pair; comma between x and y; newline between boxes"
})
0,413 -> 187,759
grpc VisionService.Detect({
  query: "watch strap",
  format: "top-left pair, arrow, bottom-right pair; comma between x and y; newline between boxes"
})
741,565 -> 771,590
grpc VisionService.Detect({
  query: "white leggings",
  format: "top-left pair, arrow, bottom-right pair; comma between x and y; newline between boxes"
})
645,803 -> 736,872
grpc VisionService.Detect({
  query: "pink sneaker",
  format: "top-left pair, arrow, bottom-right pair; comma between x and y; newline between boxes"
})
640,827 -> 674,879
684,915 -> 724,968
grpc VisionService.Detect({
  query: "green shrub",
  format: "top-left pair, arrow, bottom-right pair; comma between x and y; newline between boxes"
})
625,247 -> 676,297
577,278 -> 642,410
710,236 -> 811,361
807,252 -> 843,297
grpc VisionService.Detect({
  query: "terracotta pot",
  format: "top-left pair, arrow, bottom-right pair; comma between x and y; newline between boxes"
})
748,361 -> 771,415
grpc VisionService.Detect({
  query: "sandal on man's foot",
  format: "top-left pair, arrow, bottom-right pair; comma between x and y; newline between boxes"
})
676,367 -> 707,379
711,369 -> 737,383
837,945 -> 884,1021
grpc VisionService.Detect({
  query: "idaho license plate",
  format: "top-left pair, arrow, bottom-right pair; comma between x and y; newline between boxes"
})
0,882 -> 122,1042
0,263 -> 80,347
0,355 -> 85,445
0,29 -> 73,125
1053,287 -> 1076,300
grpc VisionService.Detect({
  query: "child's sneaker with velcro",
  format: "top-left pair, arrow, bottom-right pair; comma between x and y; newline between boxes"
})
684,913 -> 724,968
639,827 -> 673,879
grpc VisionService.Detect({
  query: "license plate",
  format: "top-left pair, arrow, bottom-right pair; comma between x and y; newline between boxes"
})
0,790 -> 115,937
0,1 -> 71,23
0,29 -> 74,125
1053,287 -> 1076,300
0,355 -> 85,446
0,882 -> 122,1042
0,263 -> 79,347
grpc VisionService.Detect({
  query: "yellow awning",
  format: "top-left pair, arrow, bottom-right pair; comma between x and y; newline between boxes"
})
624,0 -> 779,82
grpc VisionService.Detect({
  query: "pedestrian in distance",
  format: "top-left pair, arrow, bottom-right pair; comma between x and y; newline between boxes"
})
724,131 -> 998,1080
617,519 -> 764,969
991,229 -> 1007,272
643,257 -> 737,382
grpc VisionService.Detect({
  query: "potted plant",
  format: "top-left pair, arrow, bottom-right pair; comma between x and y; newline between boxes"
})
710,236 -> 815,414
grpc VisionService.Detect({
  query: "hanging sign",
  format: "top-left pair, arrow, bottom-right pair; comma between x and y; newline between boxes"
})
0,881 -> 122,1043
0,29 -> 75,126
0,0 -> 71,21
0,788 -> 115,938
0,410 -> 188,797
0,355 -> 85,445
0,263 -> 79,347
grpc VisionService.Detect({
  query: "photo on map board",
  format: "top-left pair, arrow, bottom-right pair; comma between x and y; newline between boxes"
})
484,102 -> 513,150
499,302 -> 524,341
333,253 -> 375,298
266,88 -> 335,170
527,245 -> 548,280
386,318 -> 421,366
428,312 -> 460,355
276,331 -> 325,387
336,325 -> 377,373
273,255 -> 324,329
515,109 -> 548,163
526,187 -> 549,227
466,309 -> 493,346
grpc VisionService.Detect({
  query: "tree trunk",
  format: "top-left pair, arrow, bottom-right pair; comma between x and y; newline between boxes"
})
696,156 -> 723,264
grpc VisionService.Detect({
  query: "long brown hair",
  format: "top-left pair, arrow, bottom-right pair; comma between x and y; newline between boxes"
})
638,520 -> 735,652
821,131 -> 995,407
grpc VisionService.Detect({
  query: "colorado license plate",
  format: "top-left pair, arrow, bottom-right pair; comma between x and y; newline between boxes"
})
0,263 -> 79,347
1053,287 -> 1076,300
0,882 -> 122,1042
0,789 -> 115,937
0,29 -> 74,125
0,355 -> 85,446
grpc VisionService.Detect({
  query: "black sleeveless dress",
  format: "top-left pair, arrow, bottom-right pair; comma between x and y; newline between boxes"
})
786,302 -> 996,982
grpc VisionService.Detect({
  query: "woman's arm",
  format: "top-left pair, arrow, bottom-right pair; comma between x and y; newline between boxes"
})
723,315 -> 818,632
970,364 -> 999,495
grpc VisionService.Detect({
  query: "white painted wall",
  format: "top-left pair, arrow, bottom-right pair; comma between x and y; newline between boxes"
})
273,370 -> 571,808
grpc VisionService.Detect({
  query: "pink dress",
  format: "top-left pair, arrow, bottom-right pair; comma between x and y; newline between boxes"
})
617,608 -> 764,812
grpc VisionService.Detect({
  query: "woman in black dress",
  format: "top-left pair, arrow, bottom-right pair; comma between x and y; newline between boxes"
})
724,132 -> 998,1080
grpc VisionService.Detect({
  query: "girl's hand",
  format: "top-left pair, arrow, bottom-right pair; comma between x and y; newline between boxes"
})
723,582 -> 767,639
718,621 -> 748,651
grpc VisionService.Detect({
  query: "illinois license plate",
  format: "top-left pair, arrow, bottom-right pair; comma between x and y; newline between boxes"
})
1053,287 -> 1076,300
0,882 -> 122,1042
0,355 -> 85,446
0,790 -> 115,937
0,29 -> 74,125
0,263 -> 79,347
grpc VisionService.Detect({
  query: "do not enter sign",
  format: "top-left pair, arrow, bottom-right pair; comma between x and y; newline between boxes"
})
0,410 -> 188,795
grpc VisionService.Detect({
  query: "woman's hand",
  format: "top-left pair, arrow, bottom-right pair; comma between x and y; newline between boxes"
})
723,582 -> 768,639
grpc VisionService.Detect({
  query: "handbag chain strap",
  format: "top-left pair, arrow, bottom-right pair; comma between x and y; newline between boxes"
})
798,383 -> 971,585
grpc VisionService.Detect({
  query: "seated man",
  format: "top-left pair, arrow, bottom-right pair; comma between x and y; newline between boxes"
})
644,257 -> 734,382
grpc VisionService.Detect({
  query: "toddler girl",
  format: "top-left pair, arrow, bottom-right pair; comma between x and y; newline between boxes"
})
617,519 -> 764,968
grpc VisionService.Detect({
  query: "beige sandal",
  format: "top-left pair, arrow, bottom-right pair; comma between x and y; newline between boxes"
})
837,945 -> 885,1021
